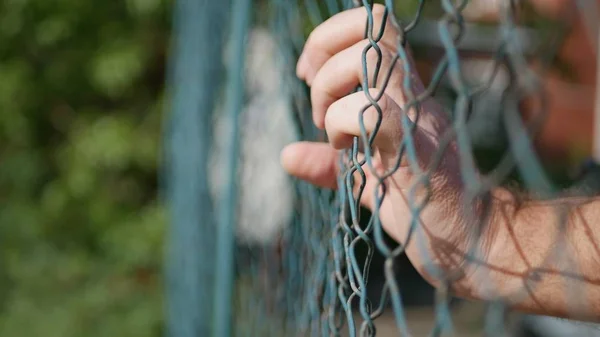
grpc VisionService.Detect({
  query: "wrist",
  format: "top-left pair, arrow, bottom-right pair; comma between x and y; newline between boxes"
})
408,178 -> 493,298
464,188 -> 520,300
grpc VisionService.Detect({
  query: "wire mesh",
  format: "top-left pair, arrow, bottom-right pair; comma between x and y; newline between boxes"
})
165,0 -> 600,336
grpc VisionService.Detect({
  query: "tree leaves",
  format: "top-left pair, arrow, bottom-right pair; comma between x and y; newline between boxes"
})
0,1 -> 169,336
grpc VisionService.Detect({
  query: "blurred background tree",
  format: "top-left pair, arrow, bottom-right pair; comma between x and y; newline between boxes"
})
0,1 -> 170,336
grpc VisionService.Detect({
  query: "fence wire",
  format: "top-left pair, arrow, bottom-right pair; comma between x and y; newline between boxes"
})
165,0 -> 600,336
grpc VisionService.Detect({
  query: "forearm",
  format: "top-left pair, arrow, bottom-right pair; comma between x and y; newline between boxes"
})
465,188 -> 600,321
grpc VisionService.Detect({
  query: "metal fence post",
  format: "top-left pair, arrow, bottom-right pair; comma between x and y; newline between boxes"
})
164,0 -> 230,336
213,0 -> 253,336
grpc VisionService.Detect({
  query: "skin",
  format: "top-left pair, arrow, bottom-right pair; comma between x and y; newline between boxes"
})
280,3 -> 600,321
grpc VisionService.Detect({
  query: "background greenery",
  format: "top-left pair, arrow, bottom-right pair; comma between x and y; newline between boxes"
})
0,1 -> 170,336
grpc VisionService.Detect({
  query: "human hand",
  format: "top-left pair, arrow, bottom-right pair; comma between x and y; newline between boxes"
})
280,5 -> 485,287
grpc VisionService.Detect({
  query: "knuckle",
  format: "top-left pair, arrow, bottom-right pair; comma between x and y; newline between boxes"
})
324,104 -> 335,132
381,47 -> 395,62
324,112 -> 343,148
325,99 -> 343,129
303,29 -> 321,57
375,91 -> 390,111
309,79 -> 318,96
304,30 -> 316,49
362,108 -> 377,132
309,75 -> 329,104
371,4 -> 386,19
379,94 -> 394,118
362,44 -> 397,85
361,103 -> 377,127
363,41 -> 394,65
365,48 -> 378,66
364,93 -> 393,123
377,38 -> 398,59
364,46 -> 382,66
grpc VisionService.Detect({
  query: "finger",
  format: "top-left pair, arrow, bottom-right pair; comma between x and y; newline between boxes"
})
325,90 -> 403,155
310,39 -> 409,129
297,4 -> 399,84
280,141 -> 339,189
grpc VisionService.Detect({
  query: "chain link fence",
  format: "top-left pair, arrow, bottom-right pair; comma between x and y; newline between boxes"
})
165,0 -> 600,336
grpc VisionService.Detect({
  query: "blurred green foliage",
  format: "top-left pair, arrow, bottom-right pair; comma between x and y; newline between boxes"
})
0,0 -> 170,336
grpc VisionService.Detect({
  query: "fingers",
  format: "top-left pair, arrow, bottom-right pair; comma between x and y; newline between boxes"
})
310,38 -> 405,129
297,4 -> 399,86
280,142 -> 339,189
325,90 -> 403,155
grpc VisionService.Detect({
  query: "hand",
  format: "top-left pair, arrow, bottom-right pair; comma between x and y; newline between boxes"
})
280,5 -> 485,289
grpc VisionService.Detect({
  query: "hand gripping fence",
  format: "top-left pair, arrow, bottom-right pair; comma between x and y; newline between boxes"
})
164,0 -> 600,336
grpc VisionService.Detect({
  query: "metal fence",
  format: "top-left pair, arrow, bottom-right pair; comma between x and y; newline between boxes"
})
165,0 -> 600,336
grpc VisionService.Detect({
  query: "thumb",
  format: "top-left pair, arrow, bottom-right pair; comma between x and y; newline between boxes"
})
281,141 -> 381,210
281,141 -> 339,189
